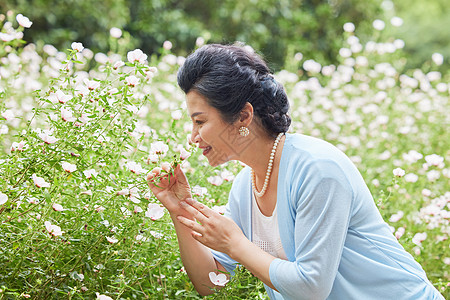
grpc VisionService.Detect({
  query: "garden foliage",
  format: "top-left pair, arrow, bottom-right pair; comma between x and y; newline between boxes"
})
0,12 -> 449,299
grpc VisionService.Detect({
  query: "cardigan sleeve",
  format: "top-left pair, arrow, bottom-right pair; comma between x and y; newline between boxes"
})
269,159 -> 353,300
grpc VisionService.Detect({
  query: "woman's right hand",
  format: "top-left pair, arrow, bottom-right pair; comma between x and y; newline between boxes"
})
147,164 -> 192,215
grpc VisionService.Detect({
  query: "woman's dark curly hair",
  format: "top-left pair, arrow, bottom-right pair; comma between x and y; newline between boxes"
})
177,43 -> 290,137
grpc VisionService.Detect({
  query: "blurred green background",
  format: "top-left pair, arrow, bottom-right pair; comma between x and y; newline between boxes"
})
1,0 -> 448,71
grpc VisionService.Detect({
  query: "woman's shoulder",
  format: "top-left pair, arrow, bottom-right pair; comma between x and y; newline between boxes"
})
282,133 -> 357,182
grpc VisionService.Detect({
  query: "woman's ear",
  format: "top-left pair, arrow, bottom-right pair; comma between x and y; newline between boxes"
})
239,102 -> 254,126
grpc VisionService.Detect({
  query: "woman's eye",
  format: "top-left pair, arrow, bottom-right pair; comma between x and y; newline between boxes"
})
195,120 -> 204,125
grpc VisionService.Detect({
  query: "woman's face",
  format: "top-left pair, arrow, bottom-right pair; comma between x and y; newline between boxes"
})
186,90 -> 240,167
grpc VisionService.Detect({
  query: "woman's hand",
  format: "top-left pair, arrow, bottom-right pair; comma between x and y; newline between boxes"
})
147,164 -> 192,215
176,198 -> 246,258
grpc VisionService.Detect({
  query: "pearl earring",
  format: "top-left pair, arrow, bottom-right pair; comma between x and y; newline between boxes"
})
239,126 -> 250,137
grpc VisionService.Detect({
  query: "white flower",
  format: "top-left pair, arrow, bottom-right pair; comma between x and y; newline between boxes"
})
145,203 -> 165,220
163,40 -> 173,50
83,169 -> 98,179
431,53 -> 444,66
343,22 -> 355,32
208,175 -> 224,186
1,110 -> 14,120
0,192 -> 8,205
171,110 -> 183,120
61,162 -> 77,173
395,227 -> 405,239
160,162 -> 171,173
51,90 -> 72,104
113,61 -> 125,69
303,59 -> 321,73
83,78 -> 100,90
96,293 -> 113,300
412,232 -> 427,246
61,107 -> 76,122
106,236 -> 118,244
71,42 -> 84,52
126,161 -> 146,175
110,27 -> 122,38
127,49 -> 148,64
390,17 -> 403,27
180,148 -> 190,160
32,174 -> 50,188
134,206 -> 143,213
150,141 -> 169,155
11,141 -> 27,152
38,132 -> 58,144
425,154 -> 444,167
16,14 -> 32,28
389,211 -> 404,223
373,19 -> 385,31
393,168 -> 405,177
404,173 -> 418,183
52,203 -> 64,211
125,75 -> 140,87
44,221 -> 63,236
0,32 -> 16,42
426,170 -> 440,182
421,189 -> 432,197
208,272 -> 229,286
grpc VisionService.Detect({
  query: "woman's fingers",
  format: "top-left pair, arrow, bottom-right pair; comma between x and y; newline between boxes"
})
181,198 -> 215,219
177,215 -> 204,234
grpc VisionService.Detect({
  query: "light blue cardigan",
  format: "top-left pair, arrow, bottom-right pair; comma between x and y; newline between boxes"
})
212,133 -> 443,300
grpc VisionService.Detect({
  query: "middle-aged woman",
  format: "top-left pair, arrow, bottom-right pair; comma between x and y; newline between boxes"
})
147,44 -> 444,299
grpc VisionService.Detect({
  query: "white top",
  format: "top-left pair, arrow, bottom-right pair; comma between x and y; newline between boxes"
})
251,192 -> 287,260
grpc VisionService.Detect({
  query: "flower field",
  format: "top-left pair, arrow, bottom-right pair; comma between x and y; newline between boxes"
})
1,13 -> 449,299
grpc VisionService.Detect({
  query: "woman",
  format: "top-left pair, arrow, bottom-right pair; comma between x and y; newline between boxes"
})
147,44 -> 443,299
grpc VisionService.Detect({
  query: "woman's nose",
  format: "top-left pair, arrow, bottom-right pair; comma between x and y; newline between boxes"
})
191,132 -> 201,144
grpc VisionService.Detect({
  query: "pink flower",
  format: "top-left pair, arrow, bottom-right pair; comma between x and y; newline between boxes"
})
163,40 -> 173,50
16,14 -> 32,28
127,49 -> 147,64
0,192 -> 8,205
44,221 -> 63,236
32,174 -> 50,188
106,236 -> 118,244
125,75 -> 140,87
52,203 -> 64,211
71,42 -> 84,52
145,203 -> 165,220
61,162 -> 77,173
208,272 -> 229,286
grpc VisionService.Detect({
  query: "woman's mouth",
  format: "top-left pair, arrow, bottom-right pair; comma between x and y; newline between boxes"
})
202,146 -> 212,156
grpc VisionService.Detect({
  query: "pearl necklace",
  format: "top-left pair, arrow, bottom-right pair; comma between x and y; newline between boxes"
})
251,132 -> 284,198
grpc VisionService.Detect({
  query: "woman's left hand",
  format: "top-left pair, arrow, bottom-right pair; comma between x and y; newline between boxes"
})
177,198 -> 245,257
